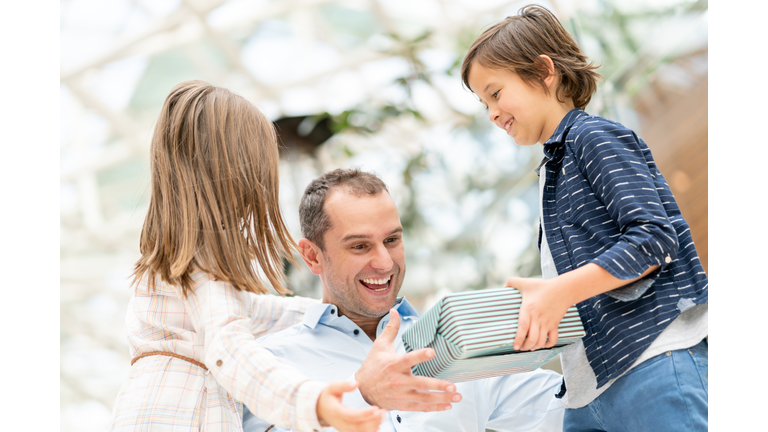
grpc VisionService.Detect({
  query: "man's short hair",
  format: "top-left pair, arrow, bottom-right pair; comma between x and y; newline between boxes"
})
299,168 -> 389,250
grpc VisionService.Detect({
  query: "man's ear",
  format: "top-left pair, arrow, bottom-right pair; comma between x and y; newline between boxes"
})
298,238 -> 324,275
537,54 -> 557,88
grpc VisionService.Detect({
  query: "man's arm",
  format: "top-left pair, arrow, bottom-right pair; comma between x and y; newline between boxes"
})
484,369 -> 565,431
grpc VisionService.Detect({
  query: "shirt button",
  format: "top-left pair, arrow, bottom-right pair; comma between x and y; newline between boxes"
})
665,256 -> 672,264
396,415 -> 401,423
353,329 -> 360,336
665,351 -> 671,357
216,359 -> 223,367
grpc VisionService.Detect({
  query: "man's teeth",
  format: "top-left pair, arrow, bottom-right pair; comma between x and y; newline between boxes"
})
362,276 -> 390,291
362,276 -> 390,285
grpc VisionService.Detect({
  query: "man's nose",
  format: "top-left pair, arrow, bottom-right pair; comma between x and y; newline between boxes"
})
370,245 -> 394,271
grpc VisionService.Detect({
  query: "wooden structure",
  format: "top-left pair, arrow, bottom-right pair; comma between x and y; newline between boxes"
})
632,48 -> 708,273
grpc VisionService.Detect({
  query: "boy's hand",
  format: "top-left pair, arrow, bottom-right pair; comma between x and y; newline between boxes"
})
355,308 -> 461,412
316,381 -> 386,432
504,277 -> 571,351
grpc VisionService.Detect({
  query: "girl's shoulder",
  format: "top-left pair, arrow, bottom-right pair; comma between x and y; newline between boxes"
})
134,268 -> 217,297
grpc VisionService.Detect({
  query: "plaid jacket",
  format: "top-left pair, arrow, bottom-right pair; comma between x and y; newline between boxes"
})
109,270 -> 323,431
537,109 -> 708,388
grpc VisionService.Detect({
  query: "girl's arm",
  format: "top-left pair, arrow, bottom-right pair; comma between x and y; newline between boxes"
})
248,292 -> 320,338
182,276 -> 382,432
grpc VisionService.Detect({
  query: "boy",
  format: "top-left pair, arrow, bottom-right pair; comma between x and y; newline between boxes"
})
460,5 -> 707,431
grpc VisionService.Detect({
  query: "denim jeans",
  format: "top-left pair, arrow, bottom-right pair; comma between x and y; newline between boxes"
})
563,339 -> 708,431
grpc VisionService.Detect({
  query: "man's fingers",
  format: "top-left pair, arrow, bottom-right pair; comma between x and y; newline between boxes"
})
402,347 -> 435,368
374,308 -> 401,346
402,375 -> 459,395
392,400 -> 455,413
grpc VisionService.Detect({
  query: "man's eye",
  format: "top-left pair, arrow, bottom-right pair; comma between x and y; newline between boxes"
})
352,244 -> 365,250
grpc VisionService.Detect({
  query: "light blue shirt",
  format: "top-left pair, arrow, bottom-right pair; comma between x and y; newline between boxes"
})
242,298 -> 564,432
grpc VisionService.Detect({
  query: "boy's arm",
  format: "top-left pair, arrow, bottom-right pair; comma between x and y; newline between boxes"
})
506,263 -> 658,351
512,122 -> 674,351
569,124 -> 678,285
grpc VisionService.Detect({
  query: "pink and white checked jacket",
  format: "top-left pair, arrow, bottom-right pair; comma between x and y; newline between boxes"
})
109,269 -> 324,431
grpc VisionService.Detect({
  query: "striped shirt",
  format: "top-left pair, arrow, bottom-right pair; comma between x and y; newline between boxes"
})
536,109 -> 708,388
109,269 -> 324,432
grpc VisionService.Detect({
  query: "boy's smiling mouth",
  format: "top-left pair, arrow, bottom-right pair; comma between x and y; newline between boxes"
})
360,275 -> 392,292
503,117 -> 514,133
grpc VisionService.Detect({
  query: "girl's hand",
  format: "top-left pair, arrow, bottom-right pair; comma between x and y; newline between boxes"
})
504,277 -> 571,352
316,381 -> 385,432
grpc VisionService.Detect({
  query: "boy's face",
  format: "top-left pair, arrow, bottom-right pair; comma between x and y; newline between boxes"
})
467,62 -> 562,146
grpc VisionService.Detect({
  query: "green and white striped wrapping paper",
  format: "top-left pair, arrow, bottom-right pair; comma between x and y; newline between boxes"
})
402,287 -> 585,382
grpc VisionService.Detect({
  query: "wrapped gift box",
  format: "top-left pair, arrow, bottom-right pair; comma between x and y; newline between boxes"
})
402,287 -> 585,382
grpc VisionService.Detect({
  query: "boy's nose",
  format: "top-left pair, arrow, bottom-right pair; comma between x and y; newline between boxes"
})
488,107 -> 501,126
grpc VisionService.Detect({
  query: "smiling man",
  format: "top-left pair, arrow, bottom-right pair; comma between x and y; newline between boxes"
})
243,168 -> 565,432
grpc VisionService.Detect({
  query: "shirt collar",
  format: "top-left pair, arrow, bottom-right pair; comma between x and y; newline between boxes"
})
302,297 -> 419,329
541,108 -> 588,160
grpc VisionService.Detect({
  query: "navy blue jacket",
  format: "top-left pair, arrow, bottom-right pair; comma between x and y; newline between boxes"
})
537,109 -> 708,388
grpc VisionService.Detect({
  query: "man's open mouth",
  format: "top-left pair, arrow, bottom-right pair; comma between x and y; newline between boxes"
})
359,275 -> 391,292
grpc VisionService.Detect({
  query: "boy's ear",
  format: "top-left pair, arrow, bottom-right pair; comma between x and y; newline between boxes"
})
298,238 -> 324,275
538,54 -> 557,88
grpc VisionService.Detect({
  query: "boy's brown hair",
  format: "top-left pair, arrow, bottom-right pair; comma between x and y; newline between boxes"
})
461,4 -> 601,109
133,80 -> 296,297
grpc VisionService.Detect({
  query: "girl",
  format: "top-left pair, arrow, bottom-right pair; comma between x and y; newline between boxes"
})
109,80 -> 384,432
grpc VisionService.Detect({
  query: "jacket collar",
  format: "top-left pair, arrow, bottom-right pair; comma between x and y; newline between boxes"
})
541,108 -> 588,162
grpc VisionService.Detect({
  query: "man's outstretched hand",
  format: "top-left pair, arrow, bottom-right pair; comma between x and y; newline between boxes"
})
355,308 -> 461,412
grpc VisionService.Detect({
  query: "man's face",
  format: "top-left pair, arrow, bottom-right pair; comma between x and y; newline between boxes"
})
317,189 -> 405,320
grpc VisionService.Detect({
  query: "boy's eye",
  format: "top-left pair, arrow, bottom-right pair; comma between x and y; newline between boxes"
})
491,90 -> 500,99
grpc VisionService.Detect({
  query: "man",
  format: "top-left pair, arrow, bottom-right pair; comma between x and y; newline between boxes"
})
244,168 -> 564,431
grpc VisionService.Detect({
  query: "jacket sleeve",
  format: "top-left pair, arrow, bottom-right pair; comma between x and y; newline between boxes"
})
568,122 -> 678,290
182,279 -> 325,432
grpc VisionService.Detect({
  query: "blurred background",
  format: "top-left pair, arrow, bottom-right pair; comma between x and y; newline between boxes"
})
59,0 -> 708,430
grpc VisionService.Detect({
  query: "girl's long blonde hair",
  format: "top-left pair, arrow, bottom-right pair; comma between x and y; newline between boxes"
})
133,80 -> 296,297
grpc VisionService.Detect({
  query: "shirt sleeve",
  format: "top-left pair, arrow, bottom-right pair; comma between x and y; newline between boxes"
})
249,293 -> 320,338
484,369 -> 564,431
182,279 -> 325,432
568,123 -> 679,285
